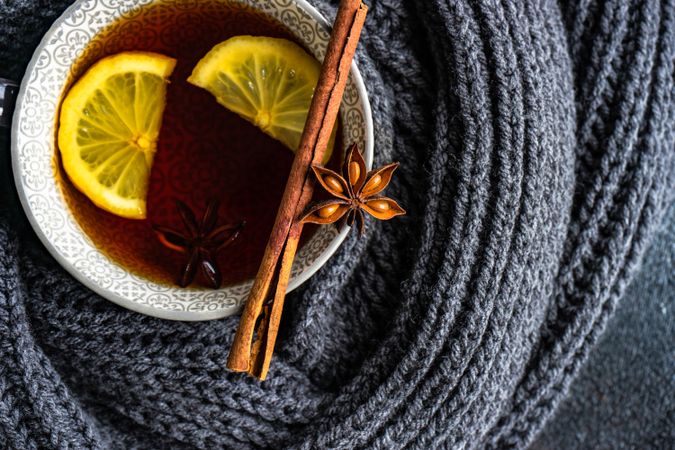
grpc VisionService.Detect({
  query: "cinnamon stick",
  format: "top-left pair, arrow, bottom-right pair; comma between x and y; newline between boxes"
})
227,0 -> 368,379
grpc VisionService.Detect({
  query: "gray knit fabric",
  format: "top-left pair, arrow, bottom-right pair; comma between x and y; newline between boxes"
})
0,0 -> 673,449
531,203 -> 675,449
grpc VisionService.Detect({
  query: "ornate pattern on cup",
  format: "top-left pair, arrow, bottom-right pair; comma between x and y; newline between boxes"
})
11,0 -> 373,321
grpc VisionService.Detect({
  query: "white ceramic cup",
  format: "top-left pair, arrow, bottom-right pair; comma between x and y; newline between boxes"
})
10,0 -> 373,321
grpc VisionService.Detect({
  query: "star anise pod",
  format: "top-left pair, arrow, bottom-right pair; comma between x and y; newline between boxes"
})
301,143 -> 405,234
152,199 -> 245,288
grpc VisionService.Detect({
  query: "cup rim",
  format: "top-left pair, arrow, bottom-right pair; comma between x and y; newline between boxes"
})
11,0 -> 374,321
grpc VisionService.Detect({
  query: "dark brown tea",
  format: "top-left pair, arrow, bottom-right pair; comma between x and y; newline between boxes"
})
57,2 -> 341,287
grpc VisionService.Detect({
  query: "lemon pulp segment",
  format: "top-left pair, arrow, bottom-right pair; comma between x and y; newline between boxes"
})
188,36 -> 336,163
58,52 -> 176,219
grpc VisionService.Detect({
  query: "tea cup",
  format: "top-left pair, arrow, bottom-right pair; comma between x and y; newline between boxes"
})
9,0 -> 373,320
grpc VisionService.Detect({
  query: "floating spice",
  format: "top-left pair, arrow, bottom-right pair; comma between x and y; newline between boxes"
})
152,199 -> 245,288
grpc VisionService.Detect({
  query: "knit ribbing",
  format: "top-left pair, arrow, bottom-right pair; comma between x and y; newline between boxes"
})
0,0 -> 673,449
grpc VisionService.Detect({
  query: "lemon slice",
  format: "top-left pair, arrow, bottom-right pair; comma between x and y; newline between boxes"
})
58,51 -> 176,219
188,36 -> 336,163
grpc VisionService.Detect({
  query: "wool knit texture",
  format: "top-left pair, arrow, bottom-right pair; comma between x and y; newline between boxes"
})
531,202 -> 675,449
0,0 -> 673,449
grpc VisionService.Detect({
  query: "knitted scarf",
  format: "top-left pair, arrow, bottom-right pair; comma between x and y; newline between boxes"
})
0,0 -> 673,448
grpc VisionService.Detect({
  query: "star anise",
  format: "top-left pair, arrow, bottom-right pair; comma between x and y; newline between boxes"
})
301,143 -> 405,234
152,199 -> 245,288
